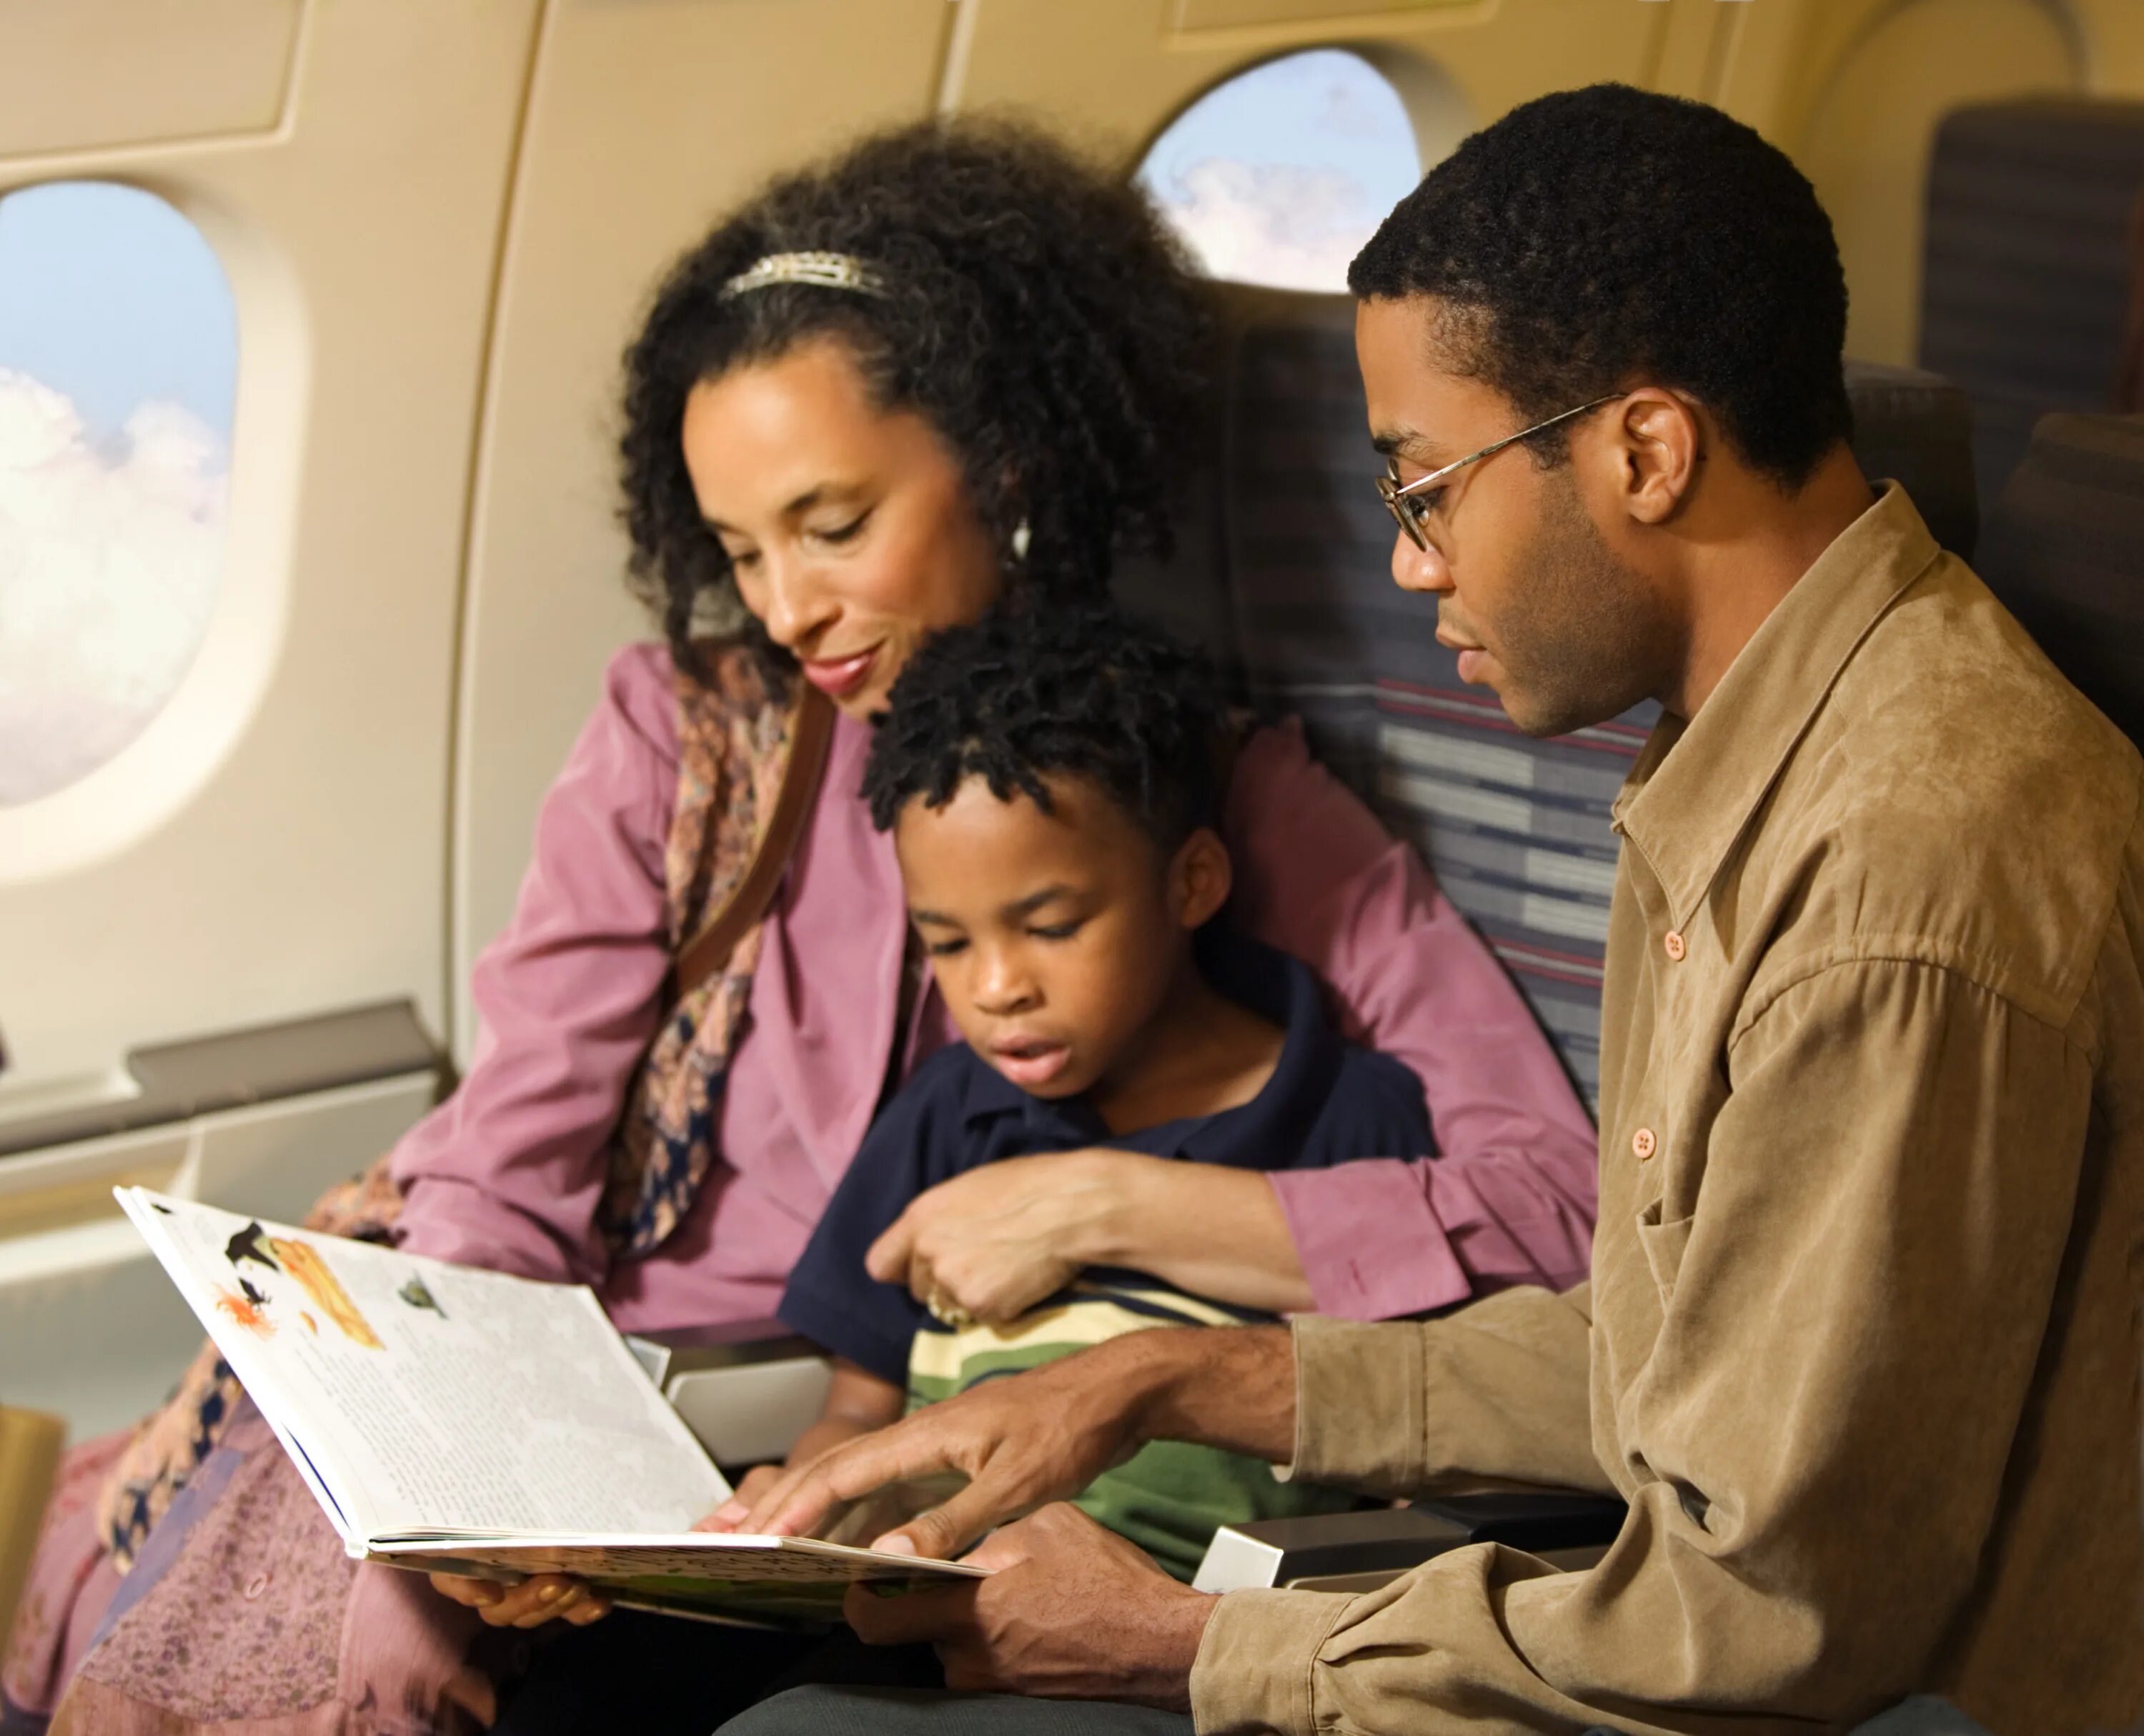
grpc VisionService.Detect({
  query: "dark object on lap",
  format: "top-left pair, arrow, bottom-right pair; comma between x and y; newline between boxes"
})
490,1612 -> 942,1736
718,1685 -> 1196,1736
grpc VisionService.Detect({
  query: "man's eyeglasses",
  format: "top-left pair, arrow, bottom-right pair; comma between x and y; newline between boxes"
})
1376,393 -> 1621,551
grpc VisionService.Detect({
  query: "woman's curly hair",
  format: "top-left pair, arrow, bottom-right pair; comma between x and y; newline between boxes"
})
619,117 -> 1220,675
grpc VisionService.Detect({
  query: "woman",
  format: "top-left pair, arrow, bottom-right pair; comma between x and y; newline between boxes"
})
4,119 -> 1594,1736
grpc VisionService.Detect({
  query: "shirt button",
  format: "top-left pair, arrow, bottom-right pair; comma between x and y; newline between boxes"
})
243,1572 -> 270,1600
1632,1127 -> 1657,1161
1664,931 -> 1686,962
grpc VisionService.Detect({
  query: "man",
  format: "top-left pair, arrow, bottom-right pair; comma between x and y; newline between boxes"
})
719,86 -> 2144,1735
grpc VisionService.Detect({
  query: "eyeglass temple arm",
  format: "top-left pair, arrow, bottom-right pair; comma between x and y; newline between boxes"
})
1392,392 -> 1622,498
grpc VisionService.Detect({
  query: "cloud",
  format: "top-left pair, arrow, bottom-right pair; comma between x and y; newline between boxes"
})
1148,158 -> 1380,294
1311,71 -> 1408,145
0,367 -> 227,805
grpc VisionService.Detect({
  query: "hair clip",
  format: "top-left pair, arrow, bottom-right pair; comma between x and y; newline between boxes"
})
720,251 -> 889,299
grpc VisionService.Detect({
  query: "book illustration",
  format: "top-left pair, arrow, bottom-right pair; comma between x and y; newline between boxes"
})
397,1276 -> 446,1320
269,1236 -> 382,1349
225,1219 -> 280,1274
299,1311 -> 319,1334
214,1281 -> 275,1338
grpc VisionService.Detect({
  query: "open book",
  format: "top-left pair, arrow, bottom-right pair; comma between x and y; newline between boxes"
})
116,1189 -> 984,1625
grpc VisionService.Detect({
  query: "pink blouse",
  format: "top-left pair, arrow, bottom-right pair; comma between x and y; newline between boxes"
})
390,644 -> 1597,1328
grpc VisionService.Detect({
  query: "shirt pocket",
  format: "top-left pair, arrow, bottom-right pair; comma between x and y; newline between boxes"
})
1634,1196 -> 1695,1304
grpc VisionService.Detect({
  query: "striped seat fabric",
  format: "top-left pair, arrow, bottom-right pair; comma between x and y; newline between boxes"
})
1121,287 -> 1980,1108
1205,292 -> 1642,1106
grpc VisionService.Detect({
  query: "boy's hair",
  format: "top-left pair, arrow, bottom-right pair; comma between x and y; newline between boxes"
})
1349,84 -> 1852,488
863,600 -> 1228,850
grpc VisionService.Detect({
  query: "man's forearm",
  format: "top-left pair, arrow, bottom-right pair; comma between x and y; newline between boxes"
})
1121,1323 -> 1296,1463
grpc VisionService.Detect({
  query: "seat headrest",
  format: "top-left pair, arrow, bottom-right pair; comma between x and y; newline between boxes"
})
1921,99 -> 2144,509
1842,361 -> 1978,559
1975,412 -> 2144,749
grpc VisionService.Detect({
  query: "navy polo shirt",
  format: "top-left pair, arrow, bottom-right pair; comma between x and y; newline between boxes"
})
780,930 -> 1435,1385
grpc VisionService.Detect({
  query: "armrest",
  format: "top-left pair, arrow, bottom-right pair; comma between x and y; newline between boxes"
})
0,1407 -> 65,1651
627,1321 -> 832,1471
1192,1490 -> 1626,1594
626,1318 -> 827,1382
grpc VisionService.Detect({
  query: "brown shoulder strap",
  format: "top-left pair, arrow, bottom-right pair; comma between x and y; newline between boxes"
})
673,683 -> 835,997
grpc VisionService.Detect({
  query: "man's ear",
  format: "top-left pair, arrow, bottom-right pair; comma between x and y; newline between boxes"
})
1604,387 -> 1704,526
1168,828 -> 1234,931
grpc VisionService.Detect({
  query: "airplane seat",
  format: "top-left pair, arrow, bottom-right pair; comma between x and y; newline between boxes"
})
1920,99 -> 2144,513
1973,411 -> 2144,750
1123,284 -> 1982,1110
1843,359 -> 1979,560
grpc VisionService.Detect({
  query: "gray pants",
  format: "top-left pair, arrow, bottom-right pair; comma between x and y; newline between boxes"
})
718,1687 -> 1991,1735
718,1688 -> 1193,1736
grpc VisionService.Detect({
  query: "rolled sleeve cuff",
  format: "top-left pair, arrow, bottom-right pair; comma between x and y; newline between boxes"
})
1191,1586 -> 1354,1736
1268,1162 -> 1471,1320
1279,1316 -> 1428,1494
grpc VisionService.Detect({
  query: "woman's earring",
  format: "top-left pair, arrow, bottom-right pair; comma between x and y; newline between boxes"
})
1009,517 -> 1032,565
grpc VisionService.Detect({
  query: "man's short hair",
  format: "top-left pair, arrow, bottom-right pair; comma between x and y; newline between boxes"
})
862,600 -> 1226,850
1349,84 -> 1852,487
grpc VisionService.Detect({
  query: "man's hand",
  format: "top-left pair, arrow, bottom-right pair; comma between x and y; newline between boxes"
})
733,1341 -> 1152,1557
428,1570 -> 610,1629
845,1503 -> 1215,1707
736,1326 -> 1296,1560
867,1151 -> 1119,1324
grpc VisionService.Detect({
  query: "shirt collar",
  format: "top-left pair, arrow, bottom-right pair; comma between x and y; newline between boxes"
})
958,928 -> 1344,1164
1611,482 -> 1943,928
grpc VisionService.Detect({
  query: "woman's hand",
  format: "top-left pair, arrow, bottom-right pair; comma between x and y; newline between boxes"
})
427,1571 -> 610,1629
865,1150 -> 1132,1324
869,1149 -> 1315,1321
695,1464 -> 786,1532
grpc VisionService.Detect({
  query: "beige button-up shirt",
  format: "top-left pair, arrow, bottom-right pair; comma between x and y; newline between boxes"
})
1193,486 -> 2144,1734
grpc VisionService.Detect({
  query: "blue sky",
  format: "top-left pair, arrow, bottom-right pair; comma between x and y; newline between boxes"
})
1142,48 -> 1421,211
1138,49 -> 1423,289
0,180 -> 236,445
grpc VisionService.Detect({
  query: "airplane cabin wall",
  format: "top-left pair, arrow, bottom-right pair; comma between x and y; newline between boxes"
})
450,0 -> 953,1063
0,1 -> 542,1083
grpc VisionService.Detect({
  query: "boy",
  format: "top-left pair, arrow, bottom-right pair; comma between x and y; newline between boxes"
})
711,600 -> 1434,1579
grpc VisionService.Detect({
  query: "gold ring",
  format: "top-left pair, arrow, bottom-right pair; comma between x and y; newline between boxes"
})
925,1290 -> 974,1329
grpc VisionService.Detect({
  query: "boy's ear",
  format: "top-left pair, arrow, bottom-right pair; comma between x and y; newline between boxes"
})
1168,828 -> 1233,931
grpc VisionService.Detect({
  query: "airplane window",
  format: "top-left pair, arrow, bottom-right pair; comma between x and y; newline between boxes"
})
1137,49 -> 1424,294
0,181 -> 235,807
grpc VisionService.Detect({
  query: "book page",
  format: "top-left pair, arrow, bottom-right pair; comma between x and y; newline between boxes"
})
119,1191 -> 730,1544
